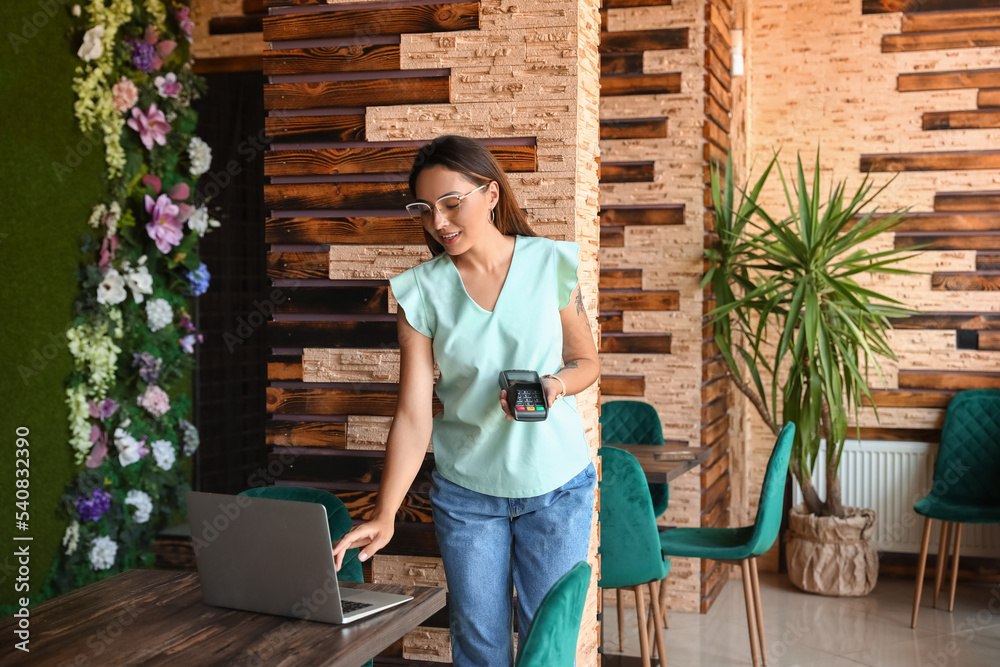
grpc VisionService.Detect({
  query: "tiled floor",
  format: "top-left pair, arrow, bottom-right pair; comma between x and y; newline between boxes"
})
603,572 -> 1000,666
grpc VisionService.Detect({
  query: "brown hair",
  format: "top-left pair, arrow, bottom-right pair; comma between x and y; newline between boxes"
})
408,135 -> 535,256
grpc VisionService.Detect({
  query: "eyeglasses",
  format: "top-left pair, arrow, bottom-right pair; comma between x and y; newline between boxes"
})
406,183 -> 489,224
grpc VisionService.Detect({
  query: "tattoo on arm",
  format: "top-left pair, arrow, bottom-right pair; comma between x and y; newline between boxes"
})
574,288 -> 588,322
562,361 -> 579,371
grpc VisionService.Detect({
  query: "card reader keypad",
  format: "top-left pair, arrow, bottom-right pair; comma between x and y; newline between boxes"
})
514,387 -> 546,413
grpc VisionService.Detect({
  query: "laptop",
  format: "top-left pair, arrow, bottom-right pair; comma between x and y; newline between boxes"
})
186,491 -> 412,624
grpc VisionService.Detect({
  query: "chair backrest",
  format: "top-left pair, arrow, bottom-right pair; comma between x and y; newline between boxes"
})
746,422 -> 796,556
515,561 -> 591,667
600,401 -> 669,516
238,485 -> 363,584
600,401 -> 664,446
932,389 -> 1000,507
598,446 -> 668,589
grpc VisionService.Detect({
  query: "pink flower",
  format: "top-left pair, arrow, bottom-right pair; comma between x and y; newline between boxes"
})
111,76 -> 138,113
127,103 -> 171,151
86,426 -> 107,469
98,234 -> 119,272
176,7 -> 194,42
138,385 -> 171,417
144,25 -> 177,70
88,399 -> 119,420
154,72 -> 182,98
142,173 -> 162,193
169,182 -> 190,200
144,193 -> 184,253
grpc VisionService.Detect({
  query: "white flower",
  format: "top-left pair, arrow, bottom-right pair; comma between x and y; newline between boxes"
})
186,205 -> 220,236
117,433 -> 142,467
88,535 -> 117,570
78,25 -> 105,62
125,490 -> 153,524
96,268 -> 127,305
62,520 -> 80,555
124,257 -> 153,303
151,439 -> 176,471
188,136 -> 212,176
146,298 -> 173,332
72,5 -> 81,17
88,203 -> 106,228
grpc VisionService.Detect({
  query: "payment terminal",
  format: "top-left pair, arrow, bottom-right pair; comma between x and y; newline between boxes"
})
498,370 -> 548,422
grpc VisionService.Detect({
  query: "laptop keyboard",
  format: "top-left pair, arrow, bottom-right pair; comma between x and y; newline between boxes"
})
342,599 -> 374,614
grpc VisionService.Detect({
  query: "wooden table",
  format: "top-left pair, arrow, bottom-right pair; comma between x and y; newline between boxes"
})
0,569 -> 446,666
605,443 -> 712,484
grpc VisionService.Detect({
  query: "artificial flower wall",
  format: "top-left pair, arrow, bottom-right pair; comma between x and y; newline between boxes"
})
46,0 -> 218,596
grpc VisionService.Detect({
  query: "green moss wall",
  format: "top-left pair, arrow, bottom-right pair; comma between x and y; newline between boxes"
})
0,0 -> 106,608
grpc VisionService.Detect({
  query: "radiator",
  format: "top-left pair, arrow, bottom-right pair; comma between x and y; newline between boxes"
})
791,439 -> 1000,556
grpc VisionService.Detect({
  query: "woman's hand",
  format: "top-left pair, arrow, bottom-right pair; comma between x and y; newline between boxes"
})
331,516 -> 394,571
499,376 -> 563,418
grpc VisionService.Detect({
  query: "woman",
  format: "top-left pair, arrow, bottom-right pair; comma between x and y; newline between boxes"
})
332,135 -> 599,666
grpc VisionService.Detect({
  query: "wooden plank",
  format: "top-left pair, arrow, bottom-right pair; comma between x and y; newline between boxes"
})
601,376 -> 646,396
980,88 -> 1000,107
705,93 -> 731,134
264,44 -> 400,76
865,0 -> 1000,13
932,273 -> 1000,290
875,212 -> 1000,232
600,162 -> 655,183
701,395 -> 727,425
600,53 -> 644,77
706,72 -> 732,114
705,21 -> 732,72
599,313 -> 624,332
192,55 -> 264,74
980,332 -> 1000,349
266,217 -> 421,244
923,109 -> 1000,130
977,252 -> 1000,270
861,390 -> 954,408
855,427 -> 941,441
265,114 -> 365,143
601,228 -> 625,247
701,376 -> 728,405
899,370 -> 1000,391
600,118 -> 669,140
263,2 -> 480,41
601,74 -> 682,97
267,251 -> 328,280
704,141 -> 727,167
895,234 -> 1000,250
600,207 -> 685,226
935,191 -> 1000,211
704,117 -> 729,153
705,45 -> 732,95
702,357 -> 727,383
600,334 -> 671,354
898,68 -> 1000,92
265,145 -> 536,177
265,182 -> 409,210
882,29 -> 1000,53
903,9 -> 1000,32
267,321 -> 399,348
209,16 -> 263,36
604,0 -> 673,6
860,150 -> 1000,172
273,286 -> 392,315
599,291 -> 680,311
267,387 -> 401,415
701,414 -> 729,447
701,470 -> 729,512
600,28 -> 688,53
888,313 -> 1000,330
706,2 -> 732,47
599,269 -> 643,289
702,338 -> 720,359
268,355 -> 303,381
264,76 -> 449,110
266,421 -> 347,447
244,0 -> 266,11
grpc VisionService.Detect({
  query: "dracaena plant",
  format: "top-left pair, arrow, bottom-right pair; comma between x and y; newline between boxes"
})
703,150 -> 916,518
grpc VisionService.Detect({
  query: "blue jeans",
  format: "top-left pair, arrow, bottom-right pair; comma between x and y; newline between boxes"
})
430,462 -> 596,667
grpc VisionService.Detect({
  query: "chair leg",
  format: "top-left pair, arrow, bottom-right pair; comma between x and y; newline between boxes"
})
911,517 -> 933,628
740,560 -> 762,667
749,558 -> 767,666
933,521 -> 951,609
658,575 -> 669,629
647,581 -> 668,666
616,588 -> 625,650
634,585 -> 652,667
948,523 -> 963,612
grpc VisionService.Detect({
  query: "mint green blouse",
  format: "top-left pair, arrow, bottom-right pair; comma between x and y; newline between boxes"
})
388,236 -> 591,498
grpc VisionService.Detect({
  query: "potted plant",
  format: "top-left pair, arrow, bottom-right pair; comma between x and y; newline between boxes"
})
703,150 -> 915,596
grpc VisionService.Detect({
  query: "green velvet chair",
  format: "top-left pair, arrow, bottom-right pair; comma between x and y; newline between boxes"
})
515,561 -> 591,667
910,388 -> 1000,628
600,400 -> 671,641
599,446 -> 670,667
657,422 -> 795,667
238,486 -> 369,667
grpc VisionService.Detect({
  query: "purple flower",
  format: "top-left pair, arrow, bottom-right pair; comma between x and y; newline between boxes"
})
127,103 -> 171,151
184,263 -> 211,296
179,334 -> 203,354
144,193 -> 183,253
176,7 -> 195,41
88,399 -> 118,420
132,351 -> 162,383
130,39 -> 155,73
77,489 -> 112,523
178,313 -> 196,332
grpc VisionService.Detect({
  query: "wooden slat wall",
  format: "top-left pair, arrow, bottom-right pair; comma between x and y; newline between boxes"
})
191,0 -> 267,72
262,0 -> 603,664
600,0 -> 731,614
